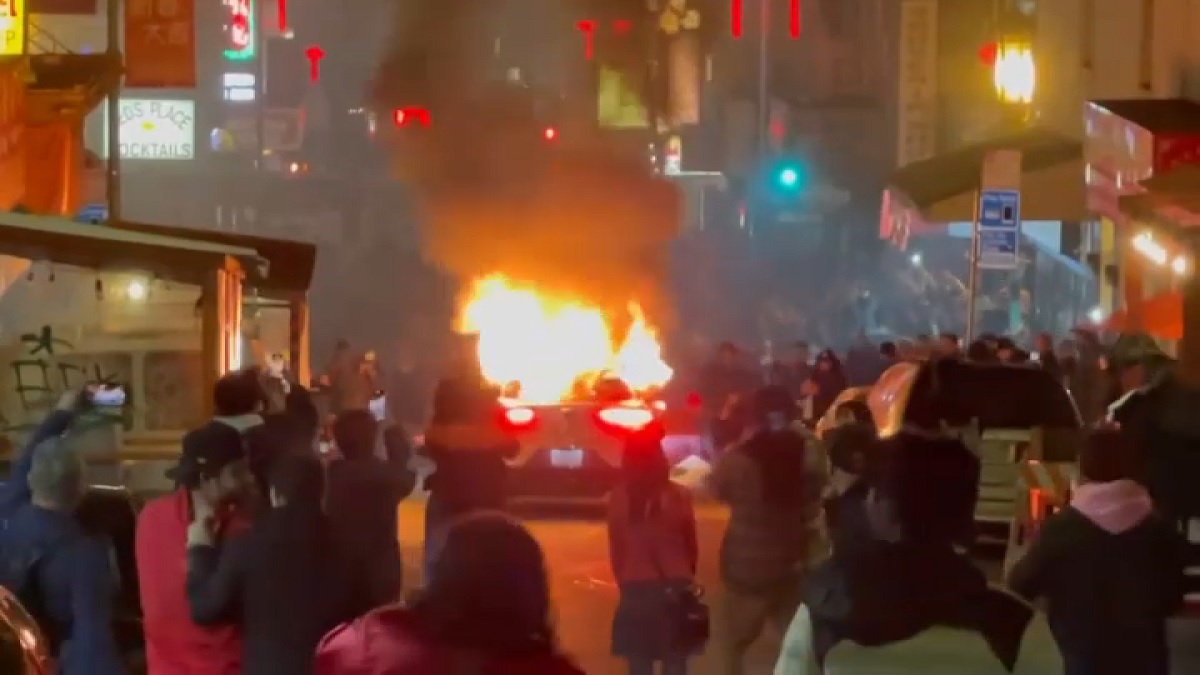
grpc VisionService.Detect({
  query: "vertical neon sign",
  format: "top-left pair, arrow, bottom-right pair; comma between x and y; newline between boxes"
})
224,0 -> 256,60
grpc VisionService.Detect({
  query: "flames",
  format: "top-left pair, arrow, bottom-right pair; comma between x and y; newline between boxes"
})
459,274 -> 672,403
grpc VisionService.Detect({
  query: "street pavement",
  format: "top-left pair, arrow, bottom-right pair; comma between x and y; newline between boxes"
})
395,500 -> 1200,674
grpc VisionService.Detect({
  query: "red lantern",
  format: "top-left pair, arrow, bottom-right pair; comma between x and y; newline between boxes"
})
979,41 -> 999,66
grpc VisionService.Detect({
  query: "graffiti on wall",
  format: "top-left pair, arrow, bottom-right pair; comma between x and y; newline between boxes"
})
2,325 -> 133,434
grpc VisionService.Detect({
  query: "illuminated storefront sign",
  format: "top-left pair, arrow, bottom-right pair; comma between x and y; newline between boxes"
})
107,99 -> 196,160
223,0 -> 255,60
0,0 -> 25,56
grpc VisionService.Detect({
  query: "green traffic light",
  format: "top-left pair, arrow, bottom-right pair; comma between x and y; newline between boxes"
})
778,167 -> 800,188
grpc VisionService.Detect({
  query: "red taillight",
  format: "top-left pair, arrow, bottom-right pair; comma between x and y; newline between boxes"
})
596,406 -> 654,432
504,406 -> 536,425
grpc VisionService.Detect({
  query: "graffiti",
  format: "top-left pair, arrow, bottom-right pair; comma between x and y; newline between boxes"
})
2,326 -> 131,434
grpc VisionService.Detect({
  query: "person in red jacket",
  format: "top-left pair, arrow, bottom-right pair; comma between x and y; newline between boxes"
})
135,374 -> 260,675
316,511 -> 583,674
608,432 -> 700,675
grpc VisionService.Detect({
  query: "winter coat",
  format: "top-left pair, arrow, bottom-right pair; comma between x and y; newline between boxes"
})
776,543 -> 1063,675
1007,480 -> 1186,675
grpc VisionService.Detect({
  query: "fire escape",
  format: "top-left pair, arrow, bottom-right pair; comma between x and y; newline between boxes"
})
17,18 -> 121,213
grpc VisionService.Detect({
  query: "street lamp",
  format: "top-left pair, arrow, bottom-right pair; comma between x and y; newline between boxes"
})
992,41 -> 1035,105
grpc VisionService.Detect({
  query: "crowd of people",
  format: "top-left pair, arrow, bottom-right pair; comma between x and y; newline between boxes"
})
0,327 -> 1191,675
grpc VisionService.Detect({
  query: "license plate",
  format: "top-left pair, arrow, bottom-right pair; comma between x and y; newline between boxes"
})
550,448 -> 584,469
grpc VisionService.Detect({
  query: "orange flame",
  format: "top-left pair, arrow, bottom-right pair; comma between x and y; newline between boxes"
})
458,274 -> 672,402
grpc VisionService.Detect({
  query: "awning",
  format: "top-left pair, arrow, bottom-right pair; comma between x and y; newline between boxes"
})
0,211 -> 264,285
108,220 -> 318,295
1099,291 -> 1181,340
887,127 -> 1086,223
1119,165 -> 1200,232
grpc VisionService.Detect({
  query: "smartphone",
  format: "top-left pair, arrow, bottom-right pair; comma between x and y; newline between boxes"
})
90,384 -> 127,408
368,389 -> 387,422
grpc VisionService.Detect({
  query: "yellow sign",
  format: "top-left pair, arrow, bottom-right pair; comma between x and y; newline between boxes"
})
0,0 -> 24,56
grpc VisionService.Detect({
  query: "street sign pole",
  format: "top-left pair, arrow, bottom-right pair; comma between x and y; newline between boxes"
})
967,150 -> 1022,341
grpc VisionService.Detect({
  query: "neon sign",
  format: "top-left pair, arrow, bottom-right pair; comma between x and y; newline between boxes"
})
223,0 -> 255,60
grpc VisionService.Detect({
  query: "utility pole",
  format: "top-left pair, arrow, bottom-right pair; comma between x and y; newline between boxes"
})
105,0 -> 122,221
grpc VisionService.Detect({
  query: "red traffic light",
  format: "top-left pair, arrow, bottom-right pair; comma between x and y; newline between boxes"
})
978,41 -> 999,66
543,127 -> 558,141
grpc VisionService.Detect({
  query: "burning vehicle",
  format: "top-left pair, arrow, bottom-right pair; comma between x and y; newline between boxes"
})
460,274 -> 672,503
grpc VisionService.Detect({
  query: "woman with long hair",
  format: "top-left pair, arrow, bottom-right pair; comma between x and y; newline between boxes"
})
316,511 -> 583,673
711,385 -> 828,674
609,431 -> 700,675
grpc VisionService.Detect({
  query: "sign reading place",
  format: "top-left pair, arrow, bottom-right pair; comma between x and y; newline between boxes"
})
116,99 -> 195,160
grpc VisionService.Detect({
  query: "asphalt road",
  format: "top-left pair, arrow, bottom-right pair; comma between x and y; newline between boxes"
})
395,500 -> 1200,675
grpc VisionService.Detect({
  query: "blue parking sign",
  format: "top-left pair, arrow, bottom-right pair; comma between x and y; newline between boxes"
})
976,189 -> 1020,269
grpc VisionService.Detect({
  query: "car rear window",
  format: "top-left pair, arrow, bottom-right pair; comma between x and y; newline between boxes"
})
902,360 -> 1081,431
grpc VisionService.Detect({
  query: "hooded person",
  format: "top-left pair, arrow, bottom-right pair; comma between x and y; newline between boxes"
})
775,433 -> 1063,675
820,401 -> 878,559
710,385 -> 828,675
315,512 -> 584,674
1007,429 -> 1186,675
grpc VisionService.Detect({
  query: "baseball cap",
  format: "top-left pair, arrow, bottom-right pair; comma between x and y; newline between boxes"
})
166,422 -> 247,486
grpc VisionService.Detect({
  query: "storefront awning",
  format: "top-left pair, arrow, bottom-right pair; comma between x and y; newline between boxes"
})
1119,165 -> 1200,232
887,127 -> 1086,223
0,211 -> 264,285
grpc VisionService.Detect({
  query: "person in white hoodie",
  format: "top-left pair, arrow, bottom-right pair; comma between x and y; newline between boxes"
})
1007,428 -> 1186,675
775,433 -> 1063,675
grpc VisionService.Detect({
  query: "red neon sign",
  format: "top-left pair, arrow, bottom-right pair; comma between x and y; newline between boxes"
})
228,0 -> 251,50
393,107 -> 431,127
574,19 -> 632,61
304,45 -> 325,82
730,0 -> 801,39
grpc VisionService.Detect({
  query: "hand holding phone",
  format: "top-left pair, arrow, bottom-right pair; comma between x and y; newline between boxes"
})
89,384 -> 127,407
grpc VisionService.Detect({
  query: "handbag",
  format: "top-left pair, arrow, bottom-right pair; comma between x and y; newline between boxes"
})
645,506 -> 710,651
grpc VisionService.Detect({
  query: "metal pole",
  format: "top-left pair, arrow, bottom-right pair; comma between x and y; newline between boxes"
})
105,0 -> 122,221
747,0 -> 769,240
756,0 -> 769,154
255,0 -> 267,170
966,189 -> 980,341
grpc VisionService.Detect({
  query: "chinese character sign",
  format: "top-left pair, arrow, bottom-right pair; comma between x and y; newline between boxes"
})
125,0 -> 196,87
224,0 -> 255,61
0,0 -> 25,56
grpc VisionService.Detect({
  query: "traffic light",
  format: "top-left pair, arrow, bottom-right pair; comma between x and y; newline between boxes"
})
772,160 -> 808,192
543,127 -> 558,141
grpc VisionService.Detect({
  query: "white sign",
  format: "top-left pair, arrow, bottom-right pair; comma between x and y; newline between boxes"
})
111,99 -> 195,160
896,0 -> 938,167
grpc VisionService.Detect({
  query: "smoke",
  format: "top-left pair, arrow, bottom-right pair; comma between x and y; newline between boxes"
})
371,0 -> 681,333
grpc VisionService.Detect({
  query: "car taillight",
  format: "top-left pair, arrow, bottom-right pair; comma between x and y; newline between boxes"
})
596,406 -> 655,432
502,406 -> 537,429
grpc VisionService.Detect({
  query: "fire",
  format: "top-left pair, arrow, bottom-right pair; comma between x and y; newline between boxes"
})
459,275 -> 672,402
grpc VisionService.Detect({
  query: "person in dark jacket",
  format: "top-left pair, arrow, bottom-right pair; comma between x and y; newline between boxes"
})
820,402 -> 878,559
770,341 -> 813,399
808,350 -> 848,421
187,452 -> 349,675
711,385 -> 827,675
325,410 -> 417,617
702,342 -> 760,450
776,434 -> 1061,674
0,390 -> 124,675
316,512 -> 584,674
422,333 -> 516,583
1007,428 -> 1186,675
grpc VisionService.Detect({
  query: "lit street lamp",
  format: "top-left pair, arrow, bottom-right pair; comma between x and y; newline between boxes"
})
993,41 -> 1035,105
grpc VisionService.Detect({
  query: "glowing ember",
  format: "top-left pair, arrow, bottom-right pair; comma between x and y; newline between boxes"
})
458,274 -> 672,403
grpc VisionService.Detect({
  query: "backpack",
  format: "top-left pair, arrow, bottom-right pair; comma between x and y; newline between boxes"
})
0,531 -> 68,652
